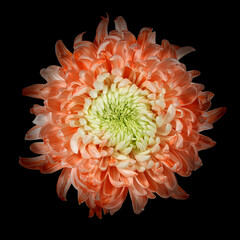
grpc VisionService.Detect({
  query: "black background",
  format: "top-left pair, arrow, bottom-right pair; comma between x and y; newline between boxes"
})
7,1 -> 237,237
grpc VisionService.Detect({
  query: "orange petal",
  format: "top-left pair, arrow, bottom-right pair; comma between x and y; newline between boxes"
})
207,107 -> 227,124
22,84 -> 45,99
79,144 -> 91,159
56,168 -> 72,201
129,188 -> 148,214
19,155 -> 46,170
175,85 -> 198,106
114,16 -> 128,32
137,27 -> 155,49
40,161 -> 62,173
25,125 -> 41,140
94,15 -> 109,46
88,143 -> 101,158
171,185 -> 189,199
30,142 -> 50,154
195,134 -> 216,151
176,46 -> 196,60
55,40 -> 73,70
108,167 -> 125,187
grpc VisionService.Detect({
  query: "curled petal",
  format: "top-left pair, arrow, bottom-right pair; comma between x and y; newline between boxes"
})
108,167 -> 125,187
171,185 -> 189,199
70,132 -> 81,154
88,143 -> 101,158
33,113 -> 51,126
80,144 -> 91,159
56,168 -> 72,201
141,44 -> 161,60
40,65 -> 64,82
156,184 -> 170,198
162,104 -> 175,124
137,27 -> 156,49
73,32 -> 85,49
195,134 -> 216,151
175,85 -> 198,106
19,155 -> 46,170
114,16 -> 128,32
118,168 -> 138,178
160,39 -> 177,59
206,107 -> 227,124
25,126 -> 41,140
55,40 -> 73,69
162,165 -> 177,190
135,172 -> 149,188
94,15 -> 109,45
176,46 -> 196,60
40,160 -> 62,174
129,187 -> 148,214
22,84 -> 45,99
30,142 -> 50,154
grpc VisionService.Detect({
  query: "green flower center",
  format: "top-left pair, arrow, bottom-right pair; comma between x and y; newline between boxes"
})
84,82 -> 157,152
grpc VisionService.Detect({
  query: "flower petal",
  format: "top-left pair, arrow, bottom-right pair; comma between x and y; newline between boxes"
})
195,134 -> 216,151
25,126 -> 41,140
30,142 -> 50,154
176,46 -> 196,60
175,85 -> 198,106
114,16 -> 128,32
22,84 -> 45,99
19,155 -> 46,170
94,15 -> 109,45
55,40 -> 73,69
56,168 -> 72,201
206,107 -> 227,124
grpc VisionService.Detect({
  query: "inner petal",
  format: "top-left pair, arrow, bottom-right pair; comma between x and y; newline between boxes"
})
69,73 -> 169,172
84,77 -> 156,152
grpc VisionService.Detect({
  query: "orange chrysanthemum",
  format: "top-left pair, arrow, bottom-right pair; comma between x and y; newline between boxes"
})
20,16 -> 226,218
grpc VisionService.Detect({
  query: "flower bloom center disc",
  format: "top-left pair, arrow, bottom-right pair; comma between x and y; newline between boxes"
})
20,16 -> 226,218
71,73 -> 165,171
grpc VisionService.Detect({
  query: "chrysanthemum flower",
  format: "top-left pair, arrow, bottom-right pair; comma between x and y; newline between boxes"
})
20,16 -> 226,218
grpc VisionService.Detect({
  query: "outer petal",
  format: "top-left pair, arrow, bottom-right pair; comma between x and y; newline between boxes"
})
25,126 -> 41,140
56,168 -> 72,201
206,107 -> 227,124
175,85 -> 198,106
195,134 -> 216,151
19,155 -> 46,170
22,84 -> 45,99
176,46 -> 196,60
129,185 -> 148,214
55,40 -> 73,70
94,15 -> 109,45
114,16 -> 128,32
137,27 -> 156,49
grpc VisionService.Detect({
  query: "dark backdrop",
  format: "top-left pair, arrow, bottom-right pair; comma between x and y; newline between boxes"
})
8,1 -> 236,238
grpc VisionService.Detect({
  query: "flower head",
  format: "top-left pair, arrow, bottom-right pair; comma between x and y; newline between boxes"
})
20,16 -> 226,218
